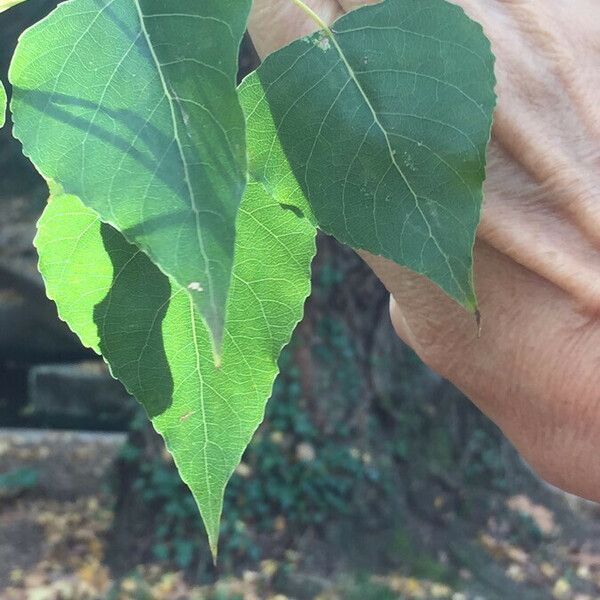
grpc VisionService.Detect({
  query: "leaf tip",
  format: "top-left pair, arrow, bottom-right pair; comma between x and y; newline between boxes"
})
210,542 -> 219,567
463,285 -> 478,313
212,347 -> 223,369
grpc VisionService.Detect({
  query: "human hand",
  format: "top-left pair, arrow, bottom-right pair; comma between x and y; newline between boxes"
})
248,0 -> 600,502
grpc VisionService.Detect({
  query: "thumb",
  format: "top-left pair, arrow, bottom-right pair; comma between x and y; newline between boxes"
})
361,244 -> 600,503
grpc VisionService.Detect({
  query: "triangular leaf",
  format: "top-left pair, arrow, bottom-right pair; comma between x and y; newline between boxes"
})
10,0 -> 252,352
244,0 -> 496,310
35,181 -> 316,558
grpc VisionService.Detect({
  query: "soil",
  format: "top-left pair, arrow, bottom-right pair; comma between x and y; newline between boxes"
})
2,426 -> 600,599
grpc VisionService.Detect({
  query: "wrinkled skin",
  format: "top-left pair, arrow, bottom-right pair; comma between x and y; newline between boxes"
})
249,0 -> 600,501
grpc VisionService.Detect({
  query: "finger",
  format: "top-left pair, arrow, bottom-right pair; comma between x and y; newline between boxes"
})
362,244 -> 600,503
248,0 -> 342,59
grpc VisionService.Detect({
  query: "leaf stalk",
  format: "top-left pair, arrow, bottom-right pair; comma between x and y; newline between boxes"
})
288,0 -> 334,36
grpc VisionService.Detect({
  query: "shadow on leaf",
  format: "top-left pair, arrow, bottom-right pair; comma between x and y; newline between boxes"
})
93,222 -> 174,419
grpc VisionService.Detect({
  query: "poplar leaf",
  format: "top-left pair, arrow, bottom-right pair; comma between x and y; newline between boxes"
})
35,182 -> 316,558
244,0 -> 496,310
10,0 -> 252,352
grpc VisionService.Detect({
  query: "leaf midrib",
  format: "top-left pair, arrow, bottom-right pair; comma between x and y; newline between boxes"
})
132,0 -> 216,313
321,19 -> 468,298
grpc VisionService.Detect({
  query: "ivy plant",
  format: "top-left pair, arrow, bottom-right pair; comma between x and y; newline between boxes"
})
1,0 -> 495,558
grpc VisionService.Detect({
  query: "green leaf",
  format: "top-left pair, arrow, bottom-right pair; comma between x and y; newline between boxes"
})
244,0 -> 496,310
0,0 -> 26,14
10,0 -> 252,352
0,81 -> 6,127
35,182 -> 316,558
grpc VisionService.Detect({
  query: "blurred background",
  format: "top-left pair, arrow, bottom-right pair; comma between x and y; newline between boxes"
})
2,3 -> 600,599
